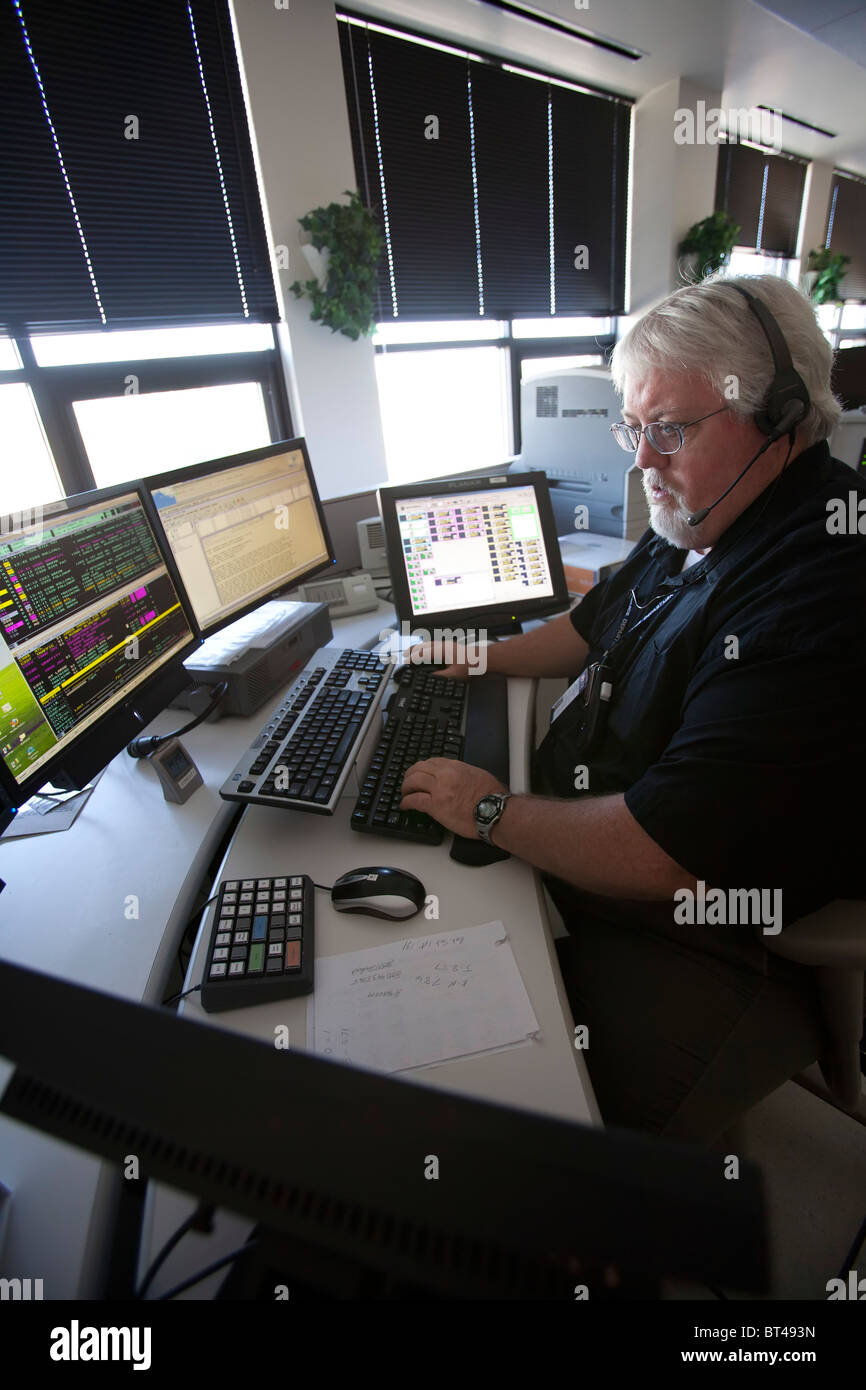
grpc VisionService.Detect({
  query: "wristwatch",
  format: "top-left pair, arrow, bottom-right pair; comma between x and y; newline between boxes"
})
474,791 -> 512,844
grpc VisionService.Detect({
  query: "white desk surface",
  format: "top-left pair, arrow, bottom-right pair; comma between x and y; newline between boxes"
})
0,600 -> 598,1298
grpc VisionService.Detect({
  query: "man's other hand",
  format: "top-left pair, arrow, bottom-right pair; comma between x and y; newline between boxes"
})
400,757 -> 509,838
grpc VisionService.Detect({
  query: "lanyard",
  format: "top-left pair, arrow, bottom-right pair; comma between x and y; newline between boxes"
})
601,584 -> 677,665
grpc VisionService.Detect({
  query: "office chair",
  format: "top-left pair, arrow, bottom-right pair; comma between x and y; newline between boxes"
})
760,900 -> 866,1116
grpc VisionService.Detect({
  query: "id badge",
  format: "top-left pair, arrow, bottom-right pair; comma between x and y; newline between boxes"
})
550,667 -> 591,723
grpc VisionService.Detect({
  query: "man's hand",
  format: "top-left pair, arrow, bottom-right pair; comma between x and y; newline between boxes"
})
400,757 -> 509,838
408,640 -> 480,680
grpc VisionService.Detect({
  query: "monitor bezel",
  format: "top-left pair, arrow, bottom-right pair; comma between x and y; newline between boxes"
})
142,437 -> 336,640
0,481 -> 201,804
378,469 -> 570,633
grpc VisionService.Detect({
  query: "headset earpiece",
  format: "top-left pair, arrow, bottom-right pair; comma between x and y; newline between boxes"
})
729,285 -> 811,438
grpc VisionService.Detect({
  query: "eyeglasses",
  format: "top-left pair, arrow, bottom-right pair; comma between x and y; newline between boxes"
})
610,404 -> 731,454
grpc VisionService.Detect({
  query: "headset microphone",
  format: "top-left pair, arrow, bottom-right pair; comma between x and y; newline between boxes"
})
686,438 -> 773,527
686,401 -> 806,527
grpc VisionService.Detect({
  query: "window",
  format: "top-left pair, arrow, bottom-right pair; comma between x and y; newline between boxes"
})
715,142 -> 807,258
727,249 -> 797,281
0,4 -> 291,511
375,345 -> 512,483
1,0 -> 278,334
338,12 -> 631,321
0,383 -> 62,512
371,316 -> 614,482
73,382 -> 271,489
825,170 -> 866,303
0,323 -> 290,511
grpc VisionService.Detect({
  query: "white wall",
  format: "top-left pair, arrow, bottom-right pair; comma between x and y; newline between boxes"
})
628,77 -> 722,320
673,80 -> 723,264
231,0 -> 388,499
628,79 -> 679,315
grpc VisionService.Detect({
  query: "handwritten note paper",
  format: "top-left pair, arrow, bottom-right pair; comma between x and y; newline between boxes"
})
307,921 -> 539,1073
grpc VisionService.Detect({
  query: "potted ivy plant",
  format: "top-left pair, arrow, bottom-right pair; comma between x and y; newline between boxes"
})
677,212 -> 741,281
289,190 -> 383,340
804,248 -> 851,305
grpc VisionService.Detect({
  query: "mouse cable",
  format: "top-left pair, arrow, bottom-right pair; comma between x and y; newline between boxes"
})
160,888 -> 221,1005
126,680 -> 229,759
162,982 -> 202,1007
156,1236 -> 260,1301
313,881 -> 332,893
135,1201 -> 215,1299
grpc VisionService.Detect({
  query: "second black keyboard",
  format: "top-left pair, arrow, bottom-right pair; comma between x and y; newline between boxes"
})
350,664 -> 509,846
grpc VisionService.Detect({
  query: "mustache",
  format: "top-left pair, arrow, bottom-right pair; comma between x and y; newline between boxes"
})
642,471 -> 686,505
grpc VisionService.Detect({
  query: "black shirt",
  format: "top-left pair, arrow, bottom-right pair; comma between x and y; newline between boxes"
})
534,440 -> 866,949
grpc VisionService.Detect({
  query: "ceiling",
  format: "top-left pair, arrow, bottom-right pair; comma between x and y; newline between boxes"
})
754,1 -> 866,69
351,0 -> 866,175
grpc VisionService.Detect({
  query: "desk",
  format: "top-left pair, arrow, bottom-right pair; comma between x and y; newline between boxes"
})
0,601 -> 597,1298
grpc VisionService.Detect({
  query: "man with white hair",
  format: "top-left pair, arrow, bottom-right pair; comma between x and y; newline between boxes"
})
401,274 -> 866,1141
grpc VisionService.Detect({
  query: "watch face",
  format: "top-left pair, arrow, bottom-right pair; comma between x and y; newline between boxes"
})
477,796 -> 499,822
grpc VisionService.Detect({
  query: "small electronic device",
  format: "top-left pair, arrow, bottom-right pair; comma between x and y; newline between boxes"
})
200,873 -> 314,1012
298,572 -> 378,617
377,470 -> 568,636
357,515 -> 389,578
0,484 -> 199,803
147,737 -> 202,804
172,600 -> 333,718
143,438 -> 335,639
330,865 -> 426,920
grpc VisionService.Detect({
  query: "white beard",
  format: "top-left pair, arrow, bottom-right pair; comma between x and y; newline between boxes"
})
643,473 -> 704,549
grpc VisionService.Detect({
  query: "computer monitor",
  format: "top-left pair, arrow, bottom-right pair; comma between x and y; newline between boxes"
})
144,439 -> 335,638
0,486 -> 199,803
377,471 -> 569,635
0,958 -> 769,1299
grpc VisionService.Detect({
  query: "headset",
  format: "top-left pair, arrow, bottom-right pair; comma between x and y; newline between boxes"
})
686,284 -> 812,526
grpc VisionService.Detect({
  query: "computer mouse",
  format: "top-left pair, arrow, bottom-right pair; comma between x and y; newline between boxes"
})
331,866 -> 426,921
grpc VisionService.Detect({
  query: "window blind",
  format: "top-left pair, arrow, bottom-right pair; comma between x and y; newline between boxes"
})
338,14 -> 630,320
0,0 -> 278,334
714,141 -> 807,258
825,171 -> 866,302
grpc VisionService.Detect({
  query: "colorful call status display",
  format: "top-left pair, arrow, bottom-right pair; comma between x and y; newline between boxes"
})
395,484 -> 554,618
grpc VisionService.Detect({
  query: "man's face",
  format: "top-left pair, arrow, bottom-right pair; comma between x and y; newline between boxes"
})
621,367 -> 775,550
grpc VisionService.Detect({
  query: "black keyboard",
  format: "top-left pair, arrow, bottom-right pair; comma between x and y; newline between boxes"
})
200,874 -> 314,1013
350,665 -> 510,862
220,648 -> 390,814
